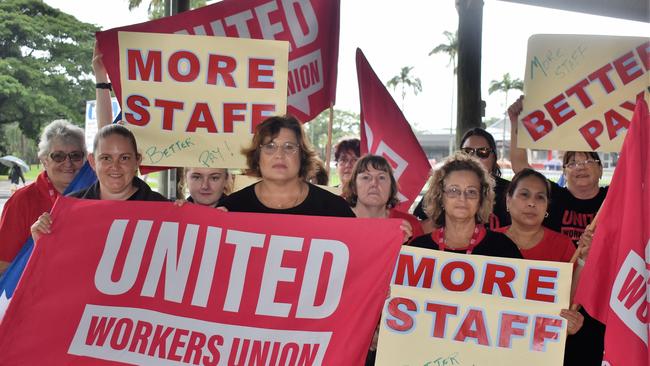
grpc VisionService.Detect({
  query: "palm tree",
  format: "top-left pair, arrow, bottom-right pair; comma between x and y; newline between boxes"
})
488,73 -> 523,159
387,66 -> 422,111
429,30 -> 458,155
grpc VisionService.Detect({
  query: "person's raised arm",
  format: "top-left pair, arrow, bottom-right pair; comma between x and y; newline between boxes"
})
508,95 -> 532,173
93,42 -> 113,129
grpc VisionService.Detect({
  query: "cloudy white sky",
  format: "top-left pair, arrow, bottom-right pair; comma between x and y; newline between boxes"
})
45,0 -> 649,133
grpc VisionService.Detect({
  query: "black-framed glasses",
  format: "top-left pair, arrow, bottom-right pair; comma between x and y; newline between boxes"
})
564,159 -> 600,169
461,147 -> 492,159
443,186 -> 480,200
260,142 -> 300,155
49,151 -> 85,163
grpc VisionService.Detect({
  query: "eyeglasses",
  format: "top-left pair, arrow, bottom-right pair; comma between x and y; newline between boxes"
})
443,187 -> 480,200
337,157 -> 358,166
49,151 -> 85,163
461,147 -> 492,159
564,159 -> 600,169
260,142 -> 300,155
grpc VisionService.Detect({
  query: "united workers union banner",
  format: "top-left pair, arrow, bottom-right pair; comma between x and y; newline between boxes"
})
97,0 -> 340,124
0,197 -> 402,365
519,35 -> 649,152
119,32 -> 288,168
376,246 -> 573,366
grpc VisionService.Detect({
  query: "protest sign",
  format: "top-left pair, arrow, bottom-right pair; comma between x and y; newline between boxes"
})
519,34 -> 649,152
376,246 -> 572,366
0,197 -> 402,365
119,31 -> 288,168
96,0 -> 340,124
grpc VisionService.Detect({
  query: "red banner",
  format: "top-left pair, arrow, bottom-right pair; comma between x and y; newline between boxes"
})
0,197 -> 402,365
574,96 -> 650,365
356,49 -> 431,212
96,0 -> 340,123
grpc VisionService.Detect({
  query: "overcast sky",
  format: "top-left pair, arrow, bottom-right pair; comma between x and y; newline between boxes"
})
45,0 -> 649,133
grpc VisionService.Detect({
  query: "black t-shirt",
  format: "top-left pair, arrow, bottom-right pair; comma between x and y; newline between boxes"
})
68,177 -> 169,202
544,181 -> 608,246
409,230 -> 523,259
187,194 -> 227,208
412,175 -> 511,230
221,182 -> 355,217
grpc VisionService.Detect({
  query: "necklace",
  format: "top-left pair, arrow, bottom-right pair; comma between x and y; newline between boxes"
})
258,182 -> 305,209
433,225 -> 483,254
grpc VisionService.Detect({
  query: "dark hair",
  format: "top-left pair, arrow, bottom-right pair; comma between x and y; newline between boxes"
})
334,138 -> 360,161
460,128 -> 501,177
242,115 -> 318,179
562,151 -> 602,168
93,124 -> 139,156
343,154 -> 399,209
507,168 -> 551,201
308,158 -> 329,185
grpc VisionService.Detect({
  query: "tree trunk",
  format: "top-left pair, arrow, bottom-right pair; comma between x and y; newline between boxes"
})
455,0 -> 484,146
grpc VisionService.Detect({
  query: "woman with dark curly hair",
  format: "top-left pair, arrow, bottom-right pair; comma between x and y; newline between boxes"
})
220,115 -> 354,217
410,152 -> 521,259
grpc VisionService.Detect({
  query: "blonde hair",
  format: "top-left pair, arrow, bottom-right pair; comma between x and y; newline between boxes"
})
423,152 -> 495,228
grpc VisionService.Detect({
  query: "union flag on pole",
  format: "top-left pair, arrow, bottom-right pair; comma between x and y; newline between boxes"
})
574,95 -> 650,365
355,49 -> 430,212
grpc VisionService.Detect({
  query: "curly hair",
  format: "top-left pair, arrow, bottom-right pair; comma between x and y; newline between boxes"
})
423,152 -> 495,228
38,119 -> 86,159
343,154 -> 399,209
242,115 -> 319,179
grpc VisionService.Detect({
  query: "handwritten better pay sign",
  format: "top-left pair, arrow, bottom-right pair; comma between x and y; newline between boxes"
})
119,31 -> 288,168
519,35 -> 649,152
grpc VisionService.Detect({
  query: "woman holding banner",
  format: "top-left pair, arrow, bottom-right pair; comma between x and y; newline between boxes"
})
220,115 -> 355,217
30,124 -> 168,241
509,96 -> 606,366
496,168 -> 586,336
409,152 -> 522,258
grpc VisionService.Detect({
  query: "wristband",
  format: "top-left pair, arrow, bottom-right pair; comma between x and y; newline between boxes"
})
96,82 -> 112,91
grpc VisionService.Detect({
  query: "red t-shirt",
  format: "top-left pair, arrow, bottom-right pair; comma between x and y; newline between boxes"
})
0,171 -> 59,262
495,226 -> 575,262
389,209 -> 424,242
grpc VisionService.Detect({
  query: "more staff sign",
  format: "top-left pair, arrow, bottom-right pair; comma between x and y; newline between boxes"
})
0,197 -> 402,365
519,34 -> 649,152
119,31 -> 288,168
376,246 -> 572,366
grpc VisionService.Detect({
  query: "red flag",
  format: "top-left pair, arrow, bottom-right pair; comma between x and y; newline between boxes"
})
356,49 -> 430,212
574,95 -> 650,365
96,0 -> 340,123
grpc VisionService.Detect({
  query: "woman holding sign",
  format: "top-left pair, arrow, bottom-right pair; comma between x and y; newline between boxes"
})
220,115 -> 355,217
409,152 -> 522,259
509,96 -> 605,366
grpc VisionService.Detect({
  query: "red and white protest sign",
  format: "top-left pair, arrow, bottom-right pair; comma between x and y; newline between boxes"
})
574,97 -> 650,365
0,197 -> 402,365
96,0 -> 340,123
356,48 -> 431,212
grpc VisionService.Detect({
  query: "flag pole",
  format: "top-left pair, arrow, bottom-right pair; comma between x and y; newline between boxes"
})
324,103 -> 334,174
569,202 -> 603,311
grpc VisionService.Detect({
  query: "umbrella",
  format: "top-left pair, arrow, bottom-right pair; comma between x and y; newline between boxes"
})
0,155 -> 30,172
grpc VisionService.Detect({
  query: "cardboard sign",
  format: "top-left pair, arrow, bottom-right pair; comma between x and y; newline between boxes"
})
0,197 -> 403,365
119,32 -> 288,168
519,34 -> 650,152
376,246 -> 572,366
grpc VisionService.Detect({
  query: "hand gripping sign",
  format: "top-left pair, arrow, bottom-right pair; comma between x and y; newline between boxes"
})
0,197 -> 403,365
376,246 -> 573,366
519,34 -> 650,152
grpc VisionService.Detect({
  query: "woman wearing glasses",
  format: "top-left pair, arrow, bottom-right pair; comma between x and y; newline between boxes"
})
0,120 -> 87,274
334,138 -> 360,188
220,115 -> 354,217
508,96 -> 606,366
410,152 -> 521,259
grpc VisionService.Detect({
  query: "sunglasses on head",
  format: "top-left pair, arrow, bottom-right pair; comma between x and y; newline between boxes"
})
461,147 -> 492,159
49,151 -> 85,163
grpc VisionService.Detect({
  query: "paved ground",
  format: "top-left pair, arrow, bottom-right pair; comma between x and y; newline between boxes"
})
0,178 -> 33,216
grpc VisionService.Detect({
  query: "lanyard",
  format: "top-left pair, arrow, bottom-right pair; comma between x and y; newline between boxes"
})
433,225 -> 483,254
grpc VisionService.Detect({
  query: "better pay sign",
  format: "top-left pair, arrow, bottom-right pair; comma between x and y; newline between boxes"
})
518,35 -> 649,152
119,31 -> 288,168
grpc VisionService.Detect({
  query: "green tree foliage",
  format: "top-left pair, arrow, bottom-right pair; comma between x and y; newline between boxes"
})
128,0 -> 207,19
0,0 -> 98,140
0,122 -> 38,163
303,109 -> 360,160
387,66 -> 422,111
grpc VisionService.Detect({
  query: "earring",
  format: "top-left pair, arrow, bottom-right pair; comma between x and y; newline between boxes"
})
506,207 -> 510,212
545,212 -> 549,218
